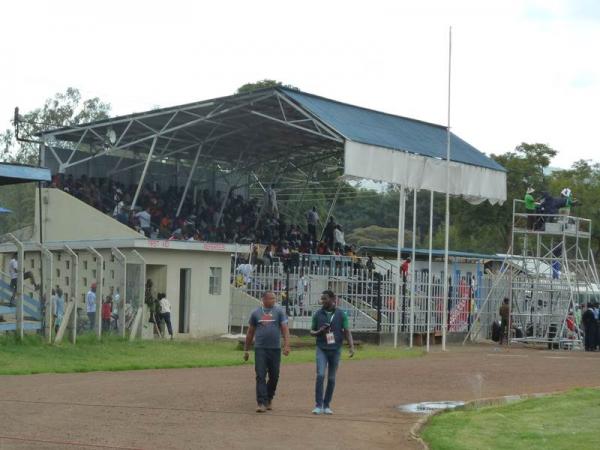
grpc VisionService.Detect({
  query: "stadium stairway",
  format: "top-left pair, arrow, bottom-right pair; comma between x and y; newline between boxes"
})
0,274 -> 42,333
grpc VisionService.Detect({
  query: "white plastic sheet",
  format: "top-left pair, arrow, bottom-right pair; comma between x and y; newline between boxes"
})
344,140 -> 506,204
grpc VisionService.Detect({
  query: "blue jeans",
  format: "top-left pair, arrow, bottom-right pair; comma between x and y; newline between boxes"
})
315,346 -> 341,408
254,348 -> 281,405
87,312 -> 95,330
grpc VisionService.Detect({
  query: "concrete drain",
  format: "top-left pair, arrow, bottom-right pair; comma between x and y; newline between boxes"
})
398,401 -> 465,414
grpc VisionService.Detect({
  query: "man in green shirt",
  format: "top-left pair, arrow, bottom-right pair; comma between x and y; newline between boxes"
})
524,187 -> 538,230
310,290 -> 354,415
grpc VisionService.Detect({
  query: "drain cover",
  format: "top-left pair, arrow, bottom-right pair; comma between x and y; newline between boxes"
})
398,401 -> 465,414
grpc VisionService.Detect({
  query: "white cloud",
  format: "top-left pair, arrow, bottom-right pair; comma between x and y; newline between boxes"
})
0,0 -> 598,168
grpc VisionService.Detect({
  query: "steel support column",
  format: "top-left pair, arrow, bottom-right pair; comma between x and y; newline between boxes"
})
131,136 -> 158,211
176,144 -> 203,217
88,247 -> 104,338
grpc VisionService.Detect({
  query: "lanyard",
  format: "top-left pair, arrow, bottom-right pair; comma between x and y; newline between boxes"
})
325,309 -> 336,326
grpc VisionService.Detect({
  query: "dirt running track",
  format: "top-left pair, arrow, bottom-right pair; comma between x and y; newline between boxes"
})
0,344 -> 599,450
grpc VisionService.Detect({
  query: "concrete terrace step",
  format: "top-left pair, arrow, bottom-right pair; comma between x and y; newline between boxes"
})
0,305 -> 16,315
0,321 -> 41,332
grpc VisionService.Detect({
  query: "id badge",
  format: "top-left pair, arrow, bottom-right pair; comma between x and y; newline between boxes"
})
326,332 -> 335,345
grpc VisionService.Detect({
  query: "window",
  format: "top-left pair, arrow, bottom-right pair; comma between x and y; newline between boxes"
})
92,269 -> 97,278
57,253 -> 61,261
65,276 -> 70,286
111,270 -> 115,280
30,259 -> 35,269
56,268 -> 61,278
83,260 -> 88,270
209,267 -> 222,295
83,277 -> 87,287
66,260 -> 70,270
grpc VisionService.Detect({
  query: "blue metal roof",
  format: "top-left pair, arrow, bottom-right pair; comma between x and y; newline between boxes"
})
0,163 -> 51,185
281,88 -> 505,172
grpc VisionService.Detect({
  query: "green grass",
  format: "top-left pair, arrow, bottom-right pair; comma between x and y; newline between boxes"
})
422,388 -> 600,450
0,334 -> 422,375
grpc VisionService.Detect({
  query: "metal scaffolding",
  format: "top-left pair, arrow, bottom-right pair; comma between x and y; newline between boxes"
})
466,200 -> 600,349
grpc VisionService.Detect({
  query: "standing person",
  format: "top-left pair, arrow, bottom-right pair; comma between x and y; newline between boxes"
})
499,297 -> 510,345
333,225 -> 345,253
243,291 -> 291,413
158,293 -> 173,339
135,207 -> 152,236
524,187 -> 538,230
306,206 -> 319,242
310,290 -> 355,415
296,269 -> 308,317
594,302 -> 600,351
86,283 -> 97,331
324,217 -> 336,249
102,296 -> 112,333
8,253 -> 18,306
582,303 -> 596,352
53,287 -> 65,334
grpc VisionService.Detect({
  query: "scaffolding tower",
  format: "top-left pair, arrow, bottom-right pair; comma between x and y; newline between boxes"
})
467,199 -> 600,349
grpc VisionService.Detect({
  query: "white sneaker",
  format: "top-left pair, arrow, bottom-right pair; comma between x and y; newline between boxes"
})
323,407 -> 333,415
312,407 -> 322,415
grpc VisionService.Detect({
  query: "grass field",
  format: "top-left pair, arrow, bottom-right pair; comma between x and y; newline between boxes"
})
422,388 -> 600,450
0,334 -> 422,375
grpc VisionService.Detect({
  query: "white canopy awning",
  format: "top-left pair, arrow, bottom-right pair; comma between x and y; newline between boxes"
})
344,140 -> 507,205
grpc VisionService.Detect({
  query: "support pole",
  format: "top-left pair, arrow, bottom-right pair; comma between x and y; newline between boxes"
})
39,245 -> 53,343
88,247 -> 104,339
130,136 -> 158,211
409,189 -> 417,347
320,180 -> 343,242
64,246 -> 78,344
111,248 -> 127,338
176,144 -> 203,217
394,186 -> 406,348
442,26 -> 452,352
130,250 -> 146,340
426,190 -> 434,352
7,234 -> 24,340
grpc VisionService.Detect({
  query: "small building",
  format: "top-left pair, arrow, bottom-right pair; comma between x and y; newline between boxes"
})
1,188 -> 247,338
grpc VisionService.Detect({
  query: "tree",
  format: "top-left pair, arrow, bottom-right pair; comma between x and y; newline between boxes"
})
236,79 -> 299,94
0,87 -> 111,165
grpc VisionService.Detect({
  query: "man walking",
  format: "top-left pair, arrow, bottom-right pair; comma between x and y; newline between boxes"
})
86,283 -> 97,331
310,290 -> 354,415
244,291 -> 290,413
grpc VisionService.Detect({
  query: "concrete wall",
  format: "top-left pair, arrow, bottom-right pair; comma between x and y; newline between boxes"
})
36,188 -> 143,242
2,246 -> 232,339
139,248 -> 231,338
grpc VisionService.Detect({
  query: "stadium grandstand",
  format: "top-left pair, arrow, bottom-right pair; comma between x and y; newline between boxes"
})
1,87 -> 508,346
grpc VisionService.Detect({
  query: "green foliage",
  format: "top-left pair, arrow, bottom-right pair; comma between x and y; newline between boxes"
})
236,79 -> 299,94
0,334 -> 421,375
0,183 -> 36,239
347,225 -> 402,247
0,87 -> 111,164
422,388 -> 600,450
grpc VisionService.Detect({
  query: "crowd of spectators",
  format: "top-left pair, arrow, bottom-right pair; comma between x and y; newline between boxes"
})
50,174 -> 355,256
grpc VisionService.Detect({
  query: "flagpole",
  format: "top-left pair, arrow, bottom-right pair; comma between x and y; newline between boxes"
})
442,26 -> 452,352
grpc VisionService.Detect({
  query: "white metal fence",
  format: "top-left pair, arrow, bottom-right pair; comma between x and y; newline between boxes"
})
234,264 -> 488,334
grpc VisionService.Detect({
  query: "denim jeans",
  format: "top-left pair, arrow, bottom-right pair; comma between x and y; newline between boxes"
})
315,346 -> 341,408
87,312 -> 96,330
254,348 -> 281,405
161,312 -> 173,337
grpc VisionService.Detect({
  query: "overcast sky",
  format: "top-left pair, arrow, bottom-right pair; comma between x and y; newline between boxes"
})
1,0 -> 599,168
